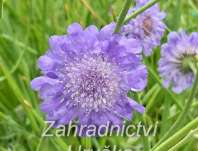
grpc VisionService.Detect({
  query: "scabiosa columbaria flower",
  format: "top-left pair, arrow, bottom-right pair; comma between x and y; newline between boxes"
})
158,31 -> 198,93
122,0 -> 166,56
31,23 -> 147,131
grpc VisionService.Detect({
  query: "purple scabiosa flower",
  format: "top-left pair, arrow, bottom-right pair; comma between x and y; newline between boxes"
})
158,31 -> 198,93
31,23 -> 147,131
122,0 -> 166,56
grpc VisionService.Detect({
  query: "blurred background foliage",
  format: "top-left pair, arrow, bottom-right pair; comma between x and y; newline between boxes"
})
0,0 -> 198,150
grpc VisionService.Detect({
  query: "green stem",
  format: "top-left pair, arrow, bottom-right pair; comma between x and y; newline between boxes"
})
146,61 -> 193,120
152,73 -> 198,150
166,26 -> 172,33
124,0 -> 161,24
142,116 -> 150,151
114,0 -> 132,33
152,117 -> 198,151
146,62 -> 183,111
52,137 -> 68,150
143,136 -> 150,151
81,137 -> 92,149
168,128 -> 198,151
0,0 -> 3,18
36,135 -> 45,151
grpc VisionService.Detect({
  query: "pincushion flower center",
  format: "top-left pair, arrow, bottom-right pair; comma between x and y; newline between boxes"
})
143,16 -> 153,36
65,55 -> 121,113
181,54 -> 198,73
79,70 -> 108,96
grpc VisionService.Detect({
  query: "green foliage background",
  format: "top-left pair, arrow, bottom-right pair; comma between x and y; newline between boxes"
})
0,0 -> 198,150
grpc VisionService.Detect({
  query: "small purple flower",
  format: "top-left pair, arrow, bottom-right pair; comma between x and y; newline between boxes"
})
158,31 -> 198,93
31,23 -> 147,129
122,0 -> 166,56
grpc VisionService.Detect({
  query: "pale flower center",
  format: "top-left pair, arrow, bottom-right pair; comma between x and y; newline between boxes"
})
143,16 -> 153,36
181,54 -> 197,73
63,55 -> 121,113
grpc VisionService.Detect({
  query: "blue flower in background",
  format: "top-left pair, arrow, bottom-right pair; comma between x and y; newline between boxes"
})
158,31 -> 198,93
122,0 -> 166,56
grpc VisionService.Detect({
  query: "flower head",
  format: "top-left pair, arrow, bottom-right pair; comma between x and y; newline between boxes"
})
31,23 -> 147,129
122,0 -> 166,56
158,31 -> 198,93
